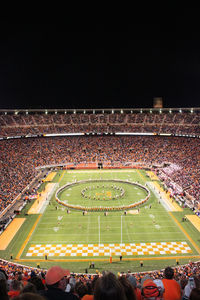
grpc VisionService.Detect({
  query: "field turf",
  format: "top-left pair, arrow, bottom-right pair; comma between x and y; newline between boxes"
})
1,169 -> 200,274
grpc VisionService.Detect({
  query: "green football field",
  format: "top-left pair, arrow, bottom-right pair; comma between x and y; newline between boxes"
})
1,169 -> 200,274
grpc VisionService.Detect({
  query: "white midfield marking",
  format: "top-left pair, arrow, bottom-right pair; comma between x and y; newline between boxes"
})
149,214 -> 155,219
155,225 -> 161,229
53,227 -> 59,232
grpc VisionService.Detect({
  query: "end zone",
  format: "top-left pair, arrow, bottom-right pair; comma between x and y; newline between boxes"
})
0,218 -> 26,250
186,215 -> 200,232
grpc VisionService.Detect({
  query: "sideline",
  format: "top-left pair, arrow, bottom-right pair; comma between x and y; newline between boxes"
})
150,181 -> 182,212
15,214 -> 42,260
58,170 -> 65,183
146,171 -> 159,181
16,254 -> 200,263
43,172 -> 57,182
28,183 -> 56,214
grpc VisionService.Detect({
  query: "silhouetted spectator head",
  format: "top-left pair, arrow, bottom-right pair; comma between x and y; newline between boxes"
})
0,279 -> 9,300
127,275 -> 137,288
21,282 -> 37,294
10,279 -> 22,291
29,276 -> 45,291
189,288 -> 200,300
94,272 -> 126,300
0,269 -> 8,281
119,276 -> 136,300
74,281 -> 88,298
13,292 -> 46,300
164,267 -> 174,279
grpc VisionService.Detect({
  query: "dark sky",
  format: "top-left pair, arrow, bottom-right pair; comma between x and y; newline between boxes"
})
0,18 -> 200,110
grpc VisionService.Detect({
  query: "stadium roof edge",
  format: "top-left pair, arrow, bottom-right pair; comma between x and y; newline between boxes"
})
0,107 -> 200,114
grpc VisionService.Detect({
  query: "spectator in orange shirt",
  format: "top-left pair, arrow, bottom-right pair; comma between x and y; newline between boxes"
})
162,267 -> 181,300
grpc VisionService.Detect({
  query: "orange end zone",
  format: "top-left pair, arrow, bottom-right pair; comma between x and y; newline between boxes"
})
43,172 -> 56,182
186,215 -> 200,232
0,218 -> 26,250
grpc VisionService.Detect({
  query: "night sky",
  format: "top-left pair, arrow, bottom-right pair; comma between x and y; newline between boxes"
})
0,18 -> 200,110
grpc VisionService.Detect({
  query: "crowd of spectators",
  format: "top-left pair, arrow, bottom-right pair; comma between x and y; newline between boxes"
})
0,112 -> 200,298
0,111 -> 200,136
0,135 -> 199,213
0,114 -> 199,297
0,260 -> 200,299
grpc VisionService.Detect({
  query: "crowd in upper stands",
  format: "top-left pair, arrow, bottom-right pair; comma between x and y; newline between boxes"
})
0,135 -> 200,213
0,259 -> 200,299
0,110 -> 199,212
0,111 -> 200,136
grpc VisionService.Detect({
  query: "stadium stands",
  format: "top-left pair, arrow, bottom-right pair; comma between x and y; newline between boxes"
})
0,258 -> 200,299
0,109 -> 200,136
0,109 -> 200,299
0,134 -> 199,214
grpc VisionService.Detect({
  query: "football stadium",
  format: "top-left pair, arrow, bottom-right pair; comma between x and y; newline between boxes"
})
0,108 -> 200,298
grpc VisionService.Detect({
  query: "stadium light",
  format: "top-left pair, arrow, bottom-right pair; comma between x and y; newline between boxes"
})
45,111 -> 48,115
179,109 -> 182,113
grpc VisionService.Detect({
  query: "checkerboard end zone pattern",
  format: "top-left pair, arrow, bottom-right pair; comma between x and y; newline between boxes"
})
26,242 -> 192,257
